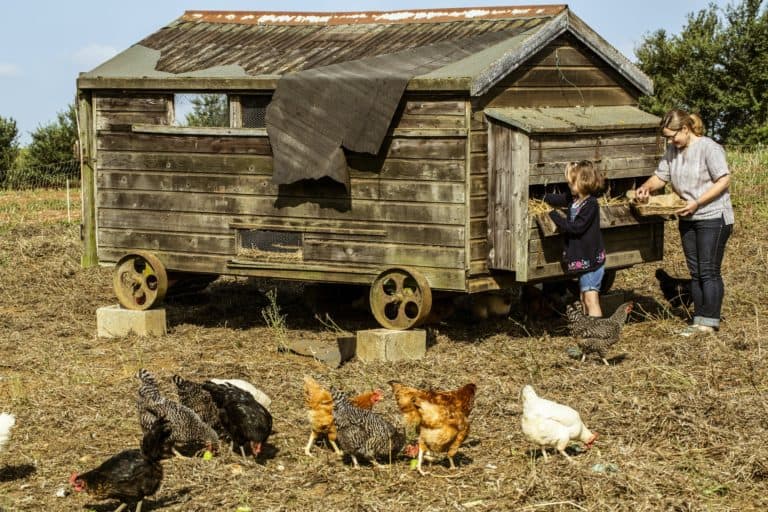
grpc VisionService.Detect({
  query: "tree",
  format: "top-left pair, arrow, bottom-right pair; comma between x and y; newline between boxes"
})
636,0 -> 768,145
185,94 -> 229,127
26,103 -> 78,175
0,115 -> 20,183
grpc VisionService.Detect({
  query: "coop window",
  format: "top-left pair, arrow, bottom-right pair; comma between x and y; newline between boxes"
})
241,95 -> 271,128
238,229 -> 303,261
173,93 -> 229,127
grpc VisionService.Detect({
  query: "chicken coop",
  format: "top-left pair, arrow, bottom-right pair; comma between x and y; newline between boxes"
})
77,5 -> 665,329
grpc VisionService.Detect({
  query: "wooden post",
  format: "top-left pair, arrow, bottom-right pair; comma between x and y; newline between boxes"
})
77,89 -> 98,267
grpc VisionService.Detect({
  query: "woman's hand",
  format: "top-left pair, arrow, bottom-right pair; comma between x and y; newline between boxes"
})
675,199 -> 699,217
634,186 -> 652,203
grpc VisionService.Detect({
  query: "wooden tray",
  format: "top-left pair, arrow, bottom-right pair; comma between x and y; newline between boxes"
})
625,190 -> 687,216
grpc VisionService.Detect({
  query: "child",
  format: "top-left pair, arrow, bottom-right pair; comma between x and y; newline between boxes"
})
544,160 -> 606,317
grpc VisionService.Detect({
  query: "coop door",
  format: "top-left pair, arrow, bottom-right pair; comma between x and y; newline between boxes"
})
487,120 -> 530,278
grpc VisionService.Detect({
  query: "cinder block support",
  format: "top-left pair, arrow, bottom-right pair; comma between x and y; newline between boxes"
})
356,329 -> 426,362
96,305 -> 167,338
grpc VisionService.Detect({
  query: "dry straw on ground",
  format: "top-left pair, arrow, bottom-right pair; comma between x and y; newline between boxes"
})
0,152 -> 766,511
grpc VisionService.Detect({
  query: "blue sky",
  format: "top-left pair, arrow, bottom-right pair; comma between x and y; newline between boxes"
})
1,0 -> 731,145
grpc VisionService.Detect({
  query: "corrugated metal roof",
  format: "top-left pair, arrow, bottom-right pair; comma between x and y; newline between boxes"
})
484,106 -> 662,133
78,5 -> 653,96
181,5 -> 565,25
139,16 -> 551,76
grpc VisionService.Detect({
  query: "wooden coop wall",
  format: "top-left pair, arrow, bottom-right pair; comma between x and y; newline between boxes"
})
476,34 -> 665,282
92,92 -> 473,290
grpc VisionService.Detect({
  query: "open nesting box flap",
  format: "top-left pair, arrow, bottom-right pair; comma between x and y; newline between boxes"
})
484,105 -> 661,133
535,204 -> 658,237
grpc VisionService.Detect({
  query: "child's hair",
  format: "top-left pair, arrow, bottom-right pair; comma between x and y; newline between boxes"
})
565,160 -> 604,196
661,108 -> 705,136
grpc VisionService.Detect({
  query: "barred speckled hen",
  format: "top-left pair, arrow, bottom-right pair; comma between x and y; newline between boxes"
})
136,369 -> 219,458
70,418 -> 171,512
565,301 -> 633,365
331,388 -> 405,467
202,380 -> 273,458
172,375 -> 224,435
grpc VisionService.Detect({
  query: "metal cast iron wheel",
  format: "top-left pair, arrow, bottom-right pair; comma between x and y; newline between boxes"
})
369,267 -> 432,329
113,251 -> 168,310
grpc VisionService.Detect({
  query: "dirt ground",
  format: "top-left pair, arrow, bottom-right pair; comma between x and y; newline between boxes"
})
0,192 -> 767,512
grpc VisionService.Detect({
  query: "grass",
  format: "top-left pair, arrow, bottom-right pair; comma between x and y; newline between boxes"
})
0,151 -> 766,511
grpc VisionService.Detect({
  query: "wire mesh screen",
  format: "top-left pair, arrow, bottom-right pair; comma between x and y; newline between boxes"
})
238,229 -> 303,261
241,96 -> 271,128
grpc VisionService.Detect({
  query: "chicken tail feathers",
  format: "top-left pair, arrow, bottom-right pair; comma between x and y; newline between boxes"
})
142,418 -> 172,462
0,412 -> 15,453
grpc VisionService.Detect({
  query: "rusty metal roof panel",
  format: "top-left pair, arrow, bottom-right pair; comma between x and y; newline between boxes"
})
78,5 -> 652,95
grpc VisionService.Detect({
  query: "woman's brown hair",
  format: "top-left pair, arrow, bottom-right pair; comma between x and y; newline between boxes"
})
565,160 -> 604,196
661,108 -> 705,136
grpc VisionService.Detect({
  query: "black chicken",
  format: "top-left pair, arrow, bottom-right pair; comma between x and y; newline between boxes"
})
655,268 -> 693,309
202,381 -> 273,458
70,419 -> 170,512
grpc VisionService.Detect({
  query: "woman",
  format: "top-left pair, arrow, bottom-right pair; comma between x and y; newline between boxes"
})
636,109 -> 734,336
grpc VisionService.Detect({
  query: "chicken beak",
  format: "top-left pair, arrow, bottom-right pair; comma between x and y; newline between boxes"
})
586,432 -> 599,448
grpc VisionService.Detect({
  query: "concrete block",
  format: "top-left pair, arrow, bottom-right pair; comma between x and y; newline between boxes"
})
285,336 -> 356,368
356,328 -> 426,363
97,305 -> 167,338
600,291 -> 629,316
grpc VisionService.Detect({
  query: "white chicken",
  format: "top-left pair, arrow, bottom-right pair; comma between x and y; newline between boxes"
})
0,412 -> 15,453
209,378 -> 272,410
520,385 -> 597,462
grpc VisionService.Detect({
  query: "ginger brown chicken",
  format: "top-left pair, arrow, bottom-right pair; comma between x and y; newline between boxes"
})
388,381 -> 476,474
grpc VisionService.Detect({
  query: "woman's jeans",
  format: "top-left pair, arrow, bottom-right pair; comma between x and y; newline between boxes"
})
678,216 -> 732,328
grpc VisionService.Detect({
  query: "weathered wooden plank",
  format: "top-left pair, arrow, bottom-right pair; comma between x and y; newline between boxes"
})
132,124 -> 267,137
469,197 -> 487,218
99,151 -> 274,174
96,112 -> 170,131
524,45 -> 600,67
98,228 -> 235,255
97,132 -> 273,155
98,210 -> 462,247
470,132 -> 488,153
79,92 -> 97,268
486,87 -> 637,108
96,250 -> 468,290
96,190 -> 466,225
497,66 -> 624,88
529,142 -> 660,163
96,170 -> 467,203
99,151 -> 467,182
385,138 -> 466,160
525,247 -> 659,281
470,154 -> 488,175
511,131 -> 530,279
391,128 -> 467,137
303,239 -> 465,269
395,115 -> 467,130
93,95 -> 170,112
304,225 -> 465,247
470,111 -> 487,131
532,132 -> 660,149
469,175 -> 487,197
470,239 -> 487,261
469,219 -> 488,239
403,100 -> 465,116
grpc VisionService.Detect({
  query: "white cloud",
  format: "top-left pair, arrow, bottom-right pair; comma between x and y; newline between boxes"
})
0,63 -> 21,77
72,44 -> 118,68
